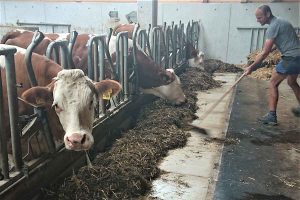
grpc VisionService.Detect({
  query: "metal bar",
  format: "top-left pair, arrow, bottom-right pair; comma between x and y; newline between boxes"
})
250,29 -> 254,53
0,47 -> 16,179
17,21 -> 71,27
25,31 -> 44,87
132,24 -> 140,95
87,37 -> 94,80
46,40 -> 69,69
172,25 -> 177,68
152,0 -> 158,27
67,31 -> 78,69
93,41 -> 99,81
98,37 -> 106,114
256,29 -> 260,50
123,37 -> 129,101
165,26 -> 171,69
5,48 -> 23,171
116,33 -> 128,102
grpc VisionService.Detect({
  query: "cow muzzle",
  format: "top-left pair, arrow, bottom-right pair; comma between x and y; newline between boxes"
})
64,132 -> 94,151
174,96 -> 188,106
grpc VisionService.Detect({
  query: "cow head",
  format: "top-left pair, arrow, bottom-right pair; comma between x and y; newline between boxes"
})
21,69 -> 121,151
140,69 -> 187,105
188,49 -> 204,70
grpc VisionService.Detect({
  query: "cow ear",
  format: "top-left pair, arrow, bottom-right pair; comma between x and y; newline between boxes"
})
191,49 -> 199,57
94,80 -> 122,99
21,86 -> 53,107
162,72 -> 174,84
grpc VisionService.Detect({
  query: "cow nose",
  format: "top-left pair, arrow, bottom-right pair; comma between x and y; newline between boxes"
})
66,133 -> 86,145
175,97 -> 188,106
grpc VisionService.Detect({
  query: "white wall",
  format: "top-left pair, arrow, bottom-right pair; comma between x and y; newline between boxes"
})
1,1 -> 299,64
158,2 -> 300,64
0,1 -> 137,34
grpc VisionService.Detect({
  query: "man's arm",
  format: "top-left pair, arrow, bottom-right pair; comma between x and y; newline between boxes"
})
245,38 -> 274,75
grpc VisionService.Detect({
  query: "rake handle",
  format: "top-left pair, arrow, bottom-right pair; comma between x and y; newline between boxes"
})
199,72 -> 246,121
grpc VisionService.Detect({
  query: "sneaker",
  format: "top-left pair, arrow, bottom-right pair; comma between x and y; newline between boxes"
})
257,112 -> 278,126
291,106 -> 300,117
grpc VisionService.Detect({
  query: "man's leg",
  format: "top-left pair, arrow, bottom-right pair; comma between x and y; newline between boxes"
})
268,69 -> 287,111
287,74 -> 300,117
258,69 -> 286,125
287,74 -> 300,103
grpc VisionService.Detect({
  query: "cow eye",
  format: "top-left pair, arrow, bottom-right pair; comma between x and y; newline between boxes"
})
52,103 -> 62,113
89,100 -> 93,110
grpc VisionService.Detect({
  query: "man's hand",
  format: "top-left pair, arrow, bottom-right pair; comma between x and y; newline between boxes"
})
244,65 -> 253,75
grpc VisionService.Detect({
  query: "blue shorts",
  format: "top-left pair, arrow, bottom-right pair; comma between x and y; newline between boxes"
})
275,56 -> 300,75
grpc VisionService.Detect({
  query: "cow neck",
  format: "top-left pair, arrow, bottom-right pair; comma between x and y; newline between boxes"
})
134,49 -> 168,89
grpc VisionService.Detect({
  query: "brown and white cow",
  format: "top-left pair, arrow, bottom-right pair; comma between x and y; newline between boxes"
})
113,23 -> 135,39
1,30 -> 92,74
112,23 -> 205,69
109,36 -> 186,105
1,29 -> 56,55
0,44 -> 121,152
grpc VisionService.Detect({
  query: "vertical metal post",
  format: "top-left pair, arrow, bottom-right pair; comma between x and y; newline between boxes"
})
87,38 -> 95,80
250,29 -> 254,53
172,25 -> 177,68
5,48 -> 23,171
0,67 -> 9,179
0,48 -> 16,179
116,32 -> 128,102
28,32 -> 56,154
152,0 -> 158,27
68,31 -> 78,69
98,38 -> 106,115
165,26 -> 171,69
123,37 -> 129,101
132,24 -> 140,96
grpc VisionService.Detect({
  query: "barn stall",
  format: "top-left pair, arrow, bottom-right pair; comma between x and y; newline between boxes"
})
0,0 -> 300,200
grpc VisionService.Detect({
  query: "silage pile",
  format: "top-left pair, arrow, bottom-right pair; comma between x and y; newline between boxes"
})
247,49 -> 281,80
42,61 -> 238,200
204,59 -> 243,74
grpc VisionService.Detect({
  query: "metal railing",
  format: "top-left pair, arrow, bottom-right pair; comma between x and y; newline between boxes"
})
237,26 -> 300,53
16,21 -> 71,33
0,19 -> 201,198
87,35 -> 108,116
115,32 -> 130,102
151,27 -> 164,65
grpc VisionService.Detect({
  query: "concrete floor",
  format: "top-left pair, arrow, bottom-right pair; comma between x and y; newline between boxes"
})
146,73 -> 239,200
214,76 -> 300,200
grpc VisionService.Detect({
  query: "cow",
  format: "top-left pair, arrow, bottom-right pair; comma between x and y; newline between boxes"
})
113,23 -> 135,39
1,30 -> 186,105
1,29 -> 55,55
112,23 -> 205,69
1,30 -> 92,74
109,36 -> 187,105
0,44 -> 121,154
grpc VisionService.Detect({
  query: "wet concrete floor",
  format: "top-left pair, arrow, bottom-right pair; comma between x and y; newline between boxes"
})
146,73 -> 300,200
146,73 -> 239,199
214,76 -> 300,200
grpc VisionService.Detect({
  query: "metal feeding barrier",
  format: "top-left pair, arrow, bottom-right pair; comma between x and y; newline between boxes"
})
151,26 -> 165,65
87,35 -> 109,116
115,32 -> 130,102
0,20 -> 201,199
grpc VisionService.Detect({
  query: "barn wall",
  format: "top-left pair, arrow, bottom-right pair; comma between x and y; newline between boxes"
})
0,1 -> 299,64
0,1 -> 137,34
157,2 -> 300,64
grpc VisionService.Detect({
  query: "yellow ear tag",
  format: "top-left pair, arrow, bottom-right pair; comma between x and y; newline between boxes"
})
102,88 -> 113,100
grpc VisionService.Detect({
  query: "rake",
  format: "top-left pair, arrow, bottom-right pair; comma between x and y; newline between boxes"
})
189,72 -> 247,134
